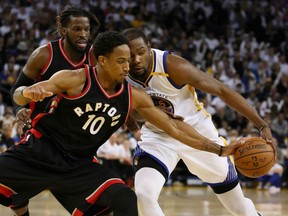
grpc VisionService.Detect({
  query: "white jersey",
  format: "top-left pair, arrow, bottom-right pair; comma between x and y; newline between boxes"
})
126,48 -> 212,135
127,48 -> 236,184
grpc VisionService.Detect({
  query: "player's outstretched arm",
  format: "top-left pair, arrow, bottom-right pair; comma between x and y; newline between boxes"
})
14,68 -> 86,105
131,87 -> 243,156
166,54 -> 272,144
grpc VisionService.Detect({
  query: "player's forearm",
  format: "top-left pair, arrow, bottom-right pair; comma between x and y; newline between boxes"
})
13,86 -> 30,106
170,120 -> 222,155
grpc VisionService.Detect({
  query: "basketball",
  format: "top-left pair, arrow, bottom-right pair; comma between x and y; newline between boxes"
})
234,137 -> 275,178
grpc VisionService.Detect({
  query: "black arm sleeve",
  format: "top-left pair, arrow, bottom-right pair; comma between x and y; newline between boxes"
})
10,72 -> 35,112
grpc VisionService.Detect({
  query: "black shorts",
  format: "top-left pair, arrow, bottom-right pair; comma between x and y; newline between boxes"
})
0,133 -> 127,215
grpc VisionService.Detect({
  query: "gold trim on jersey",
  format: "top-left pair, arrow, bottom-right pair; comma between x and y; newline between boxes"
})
188,85 -> 211,117
150,72 -> 169,76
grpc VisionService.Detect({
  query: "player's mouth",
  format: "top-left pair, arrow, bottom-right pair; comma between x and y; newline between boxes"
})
132,66 -> 143,73
76,40 -> 87,49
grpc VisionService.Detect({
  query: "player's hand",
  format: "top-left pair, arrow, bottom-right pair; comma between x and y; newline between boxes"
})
220,139 -> 246,156
259,126 -> 274,149
258,125 -> 277,161
22,86 -> 53,102
11,108 -> 32,135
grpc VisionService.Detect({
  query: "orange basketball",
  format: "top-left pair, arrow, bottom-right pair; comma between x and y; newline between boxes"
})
234,137 -> 275,178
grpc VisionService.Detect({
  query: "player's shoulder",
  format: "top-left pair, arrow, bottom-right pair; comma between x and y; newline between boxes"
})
30,43 -> 51,60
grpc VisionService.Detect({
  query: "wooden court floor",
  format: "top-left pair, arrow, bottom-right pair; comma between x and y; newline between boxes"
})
0,185 -> 287,216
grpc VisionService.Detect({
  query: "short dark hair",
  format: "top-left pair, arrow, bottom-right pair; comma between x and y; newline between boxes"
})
93,31 -> 129,58
121,28 -> 149,44
56,5 -> 100,38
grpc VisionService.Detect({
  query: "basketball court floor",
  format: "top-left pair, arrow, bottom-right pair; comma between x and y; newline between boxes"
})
0,185 -> 286,216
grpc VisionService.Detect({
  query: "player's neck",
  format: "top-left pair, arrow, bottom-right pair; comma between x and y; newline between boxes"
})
95,65 -> 118,94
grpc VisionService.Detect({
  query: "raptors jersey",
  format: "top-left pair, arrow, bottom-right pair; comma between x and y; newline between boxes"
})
34,65 -> 132,159
126,48 -> 211,133
30,38 -> 95,119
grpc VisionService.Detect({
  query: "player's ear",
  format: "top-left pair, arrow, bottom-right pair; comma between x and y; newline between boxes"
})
60,28 -> 67,37
98,56 -> 106,67
147,42 -> 151,50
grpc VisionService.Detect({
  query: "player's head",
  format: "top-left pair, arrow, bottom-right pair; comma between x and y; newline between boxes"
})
121,28 -> 151,78
56,5 -> 100,52
93,31 -> 130,84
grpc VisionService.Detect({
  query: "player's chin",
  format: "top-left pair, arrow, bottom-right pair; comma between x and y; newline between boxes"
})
131,67 -> 144,75
75,44 -> 87,52
117,77 -> 126,84
77,47 -> 87,52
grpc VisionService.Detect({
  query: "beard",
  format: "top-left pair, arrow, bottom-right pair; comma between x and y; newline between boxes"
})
65,34 -> 87,53
130,66 -> 148,79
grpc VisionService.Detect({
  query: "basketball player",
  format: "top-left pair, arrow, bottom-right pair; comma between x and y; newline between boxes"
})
122,28 -> 272,216
11,5 -> 100,133
3,31 -> 244,216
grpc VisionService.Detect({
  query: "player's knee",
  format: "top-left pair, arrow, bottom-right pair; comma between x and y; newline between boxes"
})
135,181 -> 158,203
110,187 -> 138,216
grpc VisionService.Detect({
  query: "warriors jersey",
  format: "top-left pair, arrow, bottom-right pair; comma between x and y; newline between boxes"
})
33,65 -> 132,159
29,38 -> 95,119
126,48 -> 210,133
126,49 -> 236,186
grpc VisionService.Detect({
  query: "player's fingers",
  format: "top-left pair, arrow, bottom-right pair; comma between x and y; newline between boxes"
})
39,87 -> 53,101
43,92 -> 53,98
234,139 -> 245,148
10,118 -> 18,127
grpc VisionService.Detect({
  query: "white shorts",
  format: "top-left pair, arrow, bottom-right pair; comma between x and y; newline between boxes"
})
136,113 -> 237,184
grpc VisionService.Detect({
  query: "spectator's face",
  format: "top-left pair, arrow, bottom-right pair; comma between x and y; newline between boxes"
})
64,16 -> 91,53
128,37 -> 151,78
3,125 -> 12,138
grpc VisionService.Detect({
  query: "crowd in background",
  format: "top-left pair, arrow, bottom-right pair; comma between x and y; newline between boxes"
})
0,0 -> 287,194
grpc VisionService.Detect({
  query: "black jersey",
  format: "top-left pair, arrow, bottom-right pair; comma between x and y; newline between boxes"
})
29,38 -> 94,119
33,65 -> 132,159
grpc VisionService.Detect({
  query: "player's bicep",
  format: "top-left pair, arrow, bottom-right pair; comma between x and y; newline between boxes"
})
166,54 -> 224,95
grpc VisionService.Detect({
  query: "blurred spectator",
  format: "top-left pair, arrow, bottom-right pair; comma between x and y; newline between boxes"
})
15,40 -> 29,65
258,163 -> 283,194
97,133 -> 120,162
1,56 -> 20,86
0,92 -> 6,120
282,143 -> 288,188
0,121 -> 16,152
118,138 -> 135,187
226,129 -> 240,144
258,138 -> 284,194
270,112 -> 288,148
97,131 -> 135,187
